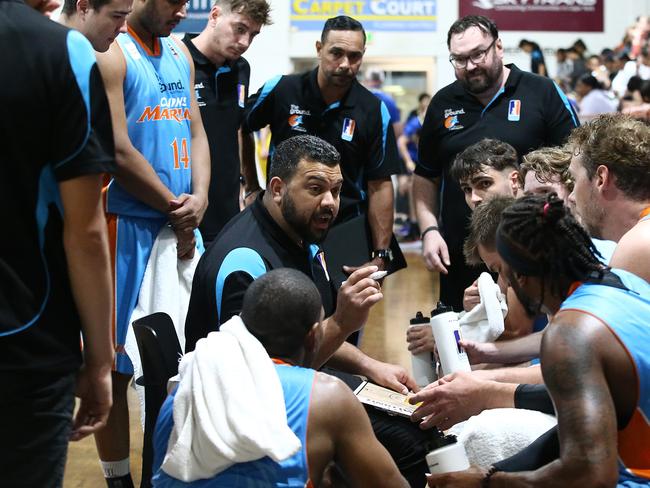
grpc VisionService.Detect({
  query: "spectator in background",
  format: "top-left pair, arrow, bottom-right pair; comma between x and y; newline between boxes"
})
395,93 -> 430,240
574,74 -> 618,121
619,74 -> 645,111
519,39 -> 547,77
365,68 -> 402,137
585,54 -> 611,88
611,45 -> 650,97
554,48 -> 573,91
622,79 -> 650,120
567,46 -> 588,90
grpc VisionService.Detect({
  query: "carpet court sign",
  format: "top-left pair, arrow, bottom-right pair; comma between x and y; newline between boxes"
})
460,0 -> 603,32
290,1 -> 437,31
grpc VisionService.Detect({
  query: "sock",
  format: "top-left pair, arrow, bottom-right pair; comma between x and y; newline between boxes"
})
100,458 -> 131,479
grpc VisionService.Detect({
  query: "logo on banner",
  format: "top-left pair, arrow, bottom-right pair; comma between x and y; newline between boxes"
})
237,84 -> 246,108
341,118 -> 356,141
460,0 -> 602,32
508,100 -> 521,122
288,114 -> 306,132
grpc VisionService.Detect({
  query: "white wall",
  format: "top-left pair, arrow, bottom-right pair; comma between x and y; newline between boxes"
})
245,0 -> 650,93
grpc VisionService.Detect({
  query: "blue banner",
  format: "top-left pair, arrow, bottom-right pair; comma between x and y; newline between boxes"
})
175,0 -> 211,33
290,0 -> 437,32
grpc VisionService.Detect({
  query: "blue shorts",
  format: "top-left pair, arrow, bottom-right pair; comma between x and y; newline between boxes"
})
108,213 -> 166,374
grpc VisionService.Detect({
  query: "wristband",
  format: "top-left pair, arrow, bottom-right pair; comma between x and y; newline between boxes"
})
481,466 -> 499,487
420,225 -> 439,240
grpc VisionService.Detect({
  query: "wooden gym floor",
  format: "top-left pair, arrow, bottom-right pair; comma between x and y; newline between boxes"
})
63,250 -> 438,487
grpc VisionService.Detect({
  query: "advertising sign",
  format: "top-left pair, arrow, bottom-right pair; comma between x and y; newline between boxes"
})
290,1 -> 437,31
459,0 -> 604,32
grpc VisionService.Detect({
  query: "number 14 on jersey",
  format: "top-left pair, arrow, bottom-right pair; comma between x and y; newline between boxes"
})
171,138 -> 190,169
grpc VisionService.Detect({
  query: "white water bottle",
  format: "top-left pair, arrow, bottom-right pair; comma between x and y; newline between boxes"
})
409,312 -> 437,387
426,430 -> 470,475
430,302 -> 471,376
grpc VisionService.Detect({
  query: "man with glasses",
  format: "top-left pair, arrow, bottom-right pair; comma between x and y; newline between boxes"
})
413,15 -> 578,312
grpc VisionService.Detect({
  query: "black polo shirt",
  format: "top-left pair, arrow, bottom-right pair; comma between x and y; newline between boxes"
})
243,68 -> 400,216
0,0 -> 115,372
416,64 -> 578,252
185,194 -> 336,352
182,34 -> 250,243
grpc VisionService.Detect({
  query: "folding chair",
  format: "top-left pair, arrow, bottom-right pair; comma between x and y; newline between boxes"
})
133,312 -> 182,488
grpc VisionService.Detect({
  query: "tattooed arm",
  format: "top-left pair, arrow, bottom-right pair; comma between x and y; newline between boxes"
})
426,310 -> 621,488
492,310 -> 620,487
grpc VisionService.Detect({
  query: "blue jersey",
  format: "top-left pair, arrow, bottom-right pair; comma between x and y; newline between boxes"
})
106,28 -> 193,219
152,363 -> 314,487
560,269 -> 650,485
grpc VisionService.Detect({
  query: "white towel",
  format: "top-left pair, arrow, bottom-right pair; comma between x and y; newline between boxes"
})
123,226 -> 201,427
448,408 -> 557,467
458,272 -> 508,343
161,315 -> 302,482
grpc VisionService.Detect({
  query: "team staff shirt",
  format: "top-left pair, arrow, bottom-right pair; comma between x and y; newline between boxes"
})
0,0 -> 115,372
416,64 -> 578,252
105,28 -> 193,219
184,194 -> 335,352
182,34 -> 250,242
243,68 -> 401,216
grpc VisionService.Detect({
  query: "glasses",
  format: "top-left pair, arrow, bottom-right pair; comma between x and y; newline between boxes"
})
449,38 -> 497,69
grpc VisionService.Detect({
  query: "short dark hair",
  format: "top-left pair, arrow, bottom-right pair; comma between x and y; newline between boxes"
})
577,73 -> 603,90
450,138 -> 518,184
567,114 -> 650,201
215,0 -> 272,26
464,195 -> 515,266
62,0 -> 112,15
447,15 -> 498,48
241,269 -> 322,358
418,92 -> 431,103
268,135 -> 340,182
497,194 -> 602,297
321,15 -> 366,45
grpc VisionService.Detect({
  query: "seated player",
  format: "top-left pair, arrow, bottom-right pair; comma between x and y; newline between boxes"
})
153,268 -> 409,487
425,194 -> 650,487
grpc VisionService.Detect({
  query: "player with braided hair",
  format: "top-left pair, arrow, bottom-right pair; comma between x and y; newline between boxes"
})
496,193 -> 603,313
425,193 -> 650,487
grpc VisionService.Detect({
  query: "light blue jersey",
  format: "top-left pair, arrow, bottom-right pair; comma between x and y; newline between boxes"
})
106,28 -> 193,218
152,363 -> 314,487
561,269 -> 650,486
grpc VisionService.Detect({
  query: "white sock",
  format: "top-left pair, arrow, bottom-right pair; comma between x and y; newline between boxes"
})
100,458 -> 130,479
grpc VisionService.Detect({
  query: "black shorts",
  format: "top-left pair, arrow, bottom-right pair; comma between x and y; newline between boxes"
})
0,370 -> 76,488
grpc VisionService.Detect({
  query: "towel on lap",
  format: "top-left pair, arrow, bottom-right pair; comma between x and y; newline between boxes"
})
449,408 -> 557,467
161,315 -> 302,482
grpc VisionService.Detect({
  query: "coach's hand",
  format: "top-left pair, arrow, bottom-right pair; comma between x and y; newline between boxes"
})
333,265 -> 383,335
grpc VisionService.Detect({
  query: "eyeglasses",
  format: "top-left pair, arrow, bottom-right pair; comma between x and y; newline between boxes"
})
449,39 -> 497,69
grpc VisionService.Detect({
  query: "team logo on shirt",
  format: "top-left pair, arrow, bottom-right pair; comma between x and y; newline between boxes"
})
237,84 -> 246,108
137,96 -> 191,123
341,118 -> 355,141
444,108 -> 465,131
194,82 -> 205,107
508,100 -> 521,121
288,114 -> 306,132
